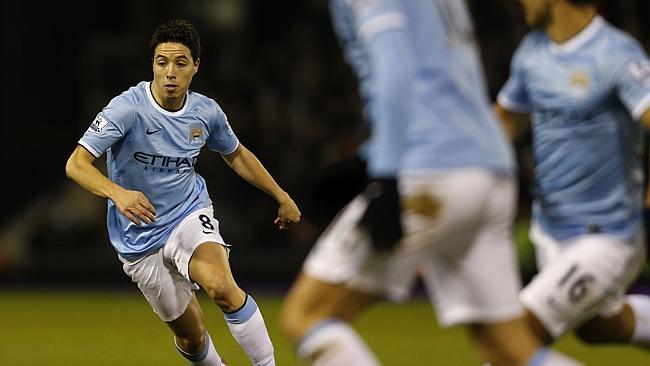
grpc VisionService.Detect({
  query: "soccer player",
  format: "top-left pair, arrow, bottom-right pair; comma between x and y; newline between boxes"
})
279,1 -> 583,365
65,19 -> 301,366
495,0 -> 650,351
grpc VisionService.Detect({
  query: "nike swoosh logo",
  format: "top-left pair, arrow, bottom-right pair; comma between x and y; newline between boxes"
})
146,128 -> 161,135
202,230 -> 214,234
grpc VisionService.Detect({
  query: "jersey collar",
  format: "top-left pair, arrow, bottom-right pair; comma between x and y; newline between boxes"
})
549,15 -> 604,55
145,81 -> 189,116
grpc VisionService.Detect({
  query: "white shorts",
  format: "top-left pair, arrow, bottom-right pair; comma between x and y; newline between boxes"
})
120,207 -> 229,322
304,169 -> 524,327
520,223 -> 646,338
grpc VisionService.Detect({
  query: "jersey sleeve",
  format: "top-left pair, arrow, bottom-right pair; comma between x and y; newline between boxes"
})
206,103 -> 239,154
342,0 -> 413,178
608,42 -> 650,120
343,0 -> 406,43
497,38 -> 532,113
78,95 -> 134,158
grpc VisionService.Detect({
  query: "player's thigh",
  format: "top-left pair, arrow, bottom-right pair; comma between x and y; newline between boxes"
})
301,194 -> 418,303
420,219 -> 523,328
188,243 -> 236,288
521,231 -> 645,338
410,171 -> 523,327
295,195 -> 383,314
121,250 -> 196,322
284,272 -> 379,323
188,241 -> 248,313
162,207 -> 237,293
302,195 -> 372,284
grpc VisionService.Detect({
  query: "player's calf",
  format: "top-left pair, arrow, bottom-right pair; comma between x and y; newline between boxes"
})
468,318 -> 584,366
278,298 -> 312,343
574,294 -> 650,347
279,277 -> 336,342
575,304 -> 635,344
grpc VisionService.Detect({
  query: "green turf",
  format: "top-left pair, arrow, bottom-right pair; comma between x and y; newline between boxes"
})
0,290 -> 648,365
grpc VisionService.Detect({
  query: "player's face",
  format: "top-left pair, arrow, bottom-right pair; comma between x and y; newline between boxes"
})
519,0 -> 552,28
151,42 -> 199,107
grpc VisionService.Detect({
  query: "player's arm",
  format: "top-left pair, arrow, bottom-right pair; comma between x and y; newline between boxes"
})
637,109 -> 650,207
350,5 -> 415,251
65,145 -> 156,226
612,52 -> 650,207
221,144 -> 301,229
496,35 -> 532,141
494,102 -> 531,141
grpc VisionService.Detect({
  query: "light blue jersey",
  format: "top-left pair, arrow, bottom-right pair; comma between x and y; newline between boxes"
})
329,0 -> 515,178
79,81 -> 239,260
498,16 -> 650,241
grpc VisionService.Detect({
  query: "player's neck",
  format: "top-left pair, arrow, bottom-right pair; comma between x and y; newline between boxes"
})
545,5 -> 597,44
157,96 -> 186,112
150,83 -> 186,112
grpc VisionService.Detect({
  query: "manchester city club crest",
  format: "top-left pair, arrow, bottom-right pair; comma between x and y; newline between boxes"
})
569,69 -> 590,97
188,123 -> 204,145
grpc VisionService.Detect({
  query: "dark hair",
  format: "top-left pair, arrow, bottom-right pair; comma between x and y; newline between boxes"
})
567,0 -> 594,4
149,19 -> 201,61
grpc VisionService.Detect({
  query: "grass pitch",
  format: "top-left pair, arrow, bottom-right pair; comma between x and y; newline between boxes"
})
1,289 -> 648,365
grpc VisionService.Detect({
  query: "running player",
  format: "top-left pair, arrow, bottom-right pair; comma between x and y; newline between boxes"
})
495,0 -> 650,350
65,19 -> 301,366
279,1 -> 584,365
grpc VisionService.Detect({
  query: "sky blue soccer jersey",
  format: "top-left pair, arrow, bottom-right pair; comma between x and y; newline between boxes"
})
498,16 -> 650,241
79,81 -> 239,260
329,0 -> 515,178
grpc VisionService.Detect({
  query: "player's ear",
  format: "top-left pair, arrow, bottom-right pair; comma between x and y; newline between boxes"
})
193,58 -> 200,74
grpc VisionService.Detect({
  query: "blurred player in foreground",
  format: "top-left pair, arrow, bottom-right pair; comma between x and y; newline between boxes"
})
65,19 -> 301,366
279,1 -> 583,365
495,0 -> 650,353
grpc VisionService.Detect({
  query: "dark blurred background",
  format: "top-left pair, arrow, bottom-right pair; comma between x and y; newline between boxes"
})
2,0 -> 650,288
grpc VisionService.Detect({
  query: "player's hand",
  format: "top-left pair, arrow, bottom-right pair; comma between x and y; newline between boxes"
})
111,188 -> 157,226
360,178 -> 403,252
274,197 -> 301,230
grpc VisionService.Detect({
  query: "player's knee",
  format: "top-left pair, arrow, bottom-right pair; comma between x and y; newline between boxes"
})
203,279 -> 237,303
278,298 -> 310,342
175,330 -> 207,355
